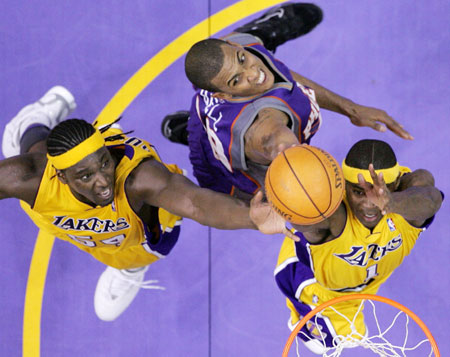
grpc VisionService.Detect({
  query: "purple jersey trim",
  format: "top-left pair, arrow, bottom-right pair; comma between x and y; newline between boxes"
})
123,145 -> 135,160
143,221 -> 180,256
275,232 -> 335,347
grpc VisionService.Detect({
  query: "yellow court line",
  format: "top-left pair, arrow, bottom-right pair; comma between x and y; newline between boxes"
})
22,0 -> 284,356
94,0 -> 283,128
23,231 -> 55,356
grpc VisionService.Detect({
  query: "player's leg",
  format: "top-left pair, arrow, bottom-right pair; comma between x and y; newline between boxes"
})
94,169 -> 183,322
276,240 -> 368,353
275,237 -> 334,354
93,227 -> 180,321
2,86 -> 76,157
94,264 -> 164,322
285,298 -> 331,355
233,2 -> 323,52
298,284 -> 369,353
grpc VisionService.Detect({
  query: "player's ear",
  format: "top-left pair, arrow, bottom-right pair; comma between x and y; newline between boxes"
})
212,92 -> 232,100
56,170 -> 68,184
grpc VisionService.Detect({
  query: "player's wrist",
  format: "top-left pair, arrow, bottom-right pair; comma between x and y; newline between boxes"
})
340,100 -> 359,118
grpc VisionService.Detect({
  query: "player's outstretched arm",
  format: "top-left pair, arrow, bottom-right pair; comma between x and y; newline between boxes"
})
244,107 -> 299,165
358,164 -> 442,227
290,70 -> 413,140
128,159 -> 291,235
0,154 -> 44,205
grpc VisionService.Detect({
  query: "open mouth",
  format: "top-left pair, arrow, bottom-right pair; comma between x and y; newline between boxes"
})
362,213 -> 379,222
98,187 -> 112,200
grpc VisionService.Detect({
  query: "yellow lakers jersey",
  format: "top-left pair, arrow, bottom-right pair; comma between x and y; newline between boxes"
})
21,133 -> 182,261
276,196 -> 425,296
309,197 -> 424,294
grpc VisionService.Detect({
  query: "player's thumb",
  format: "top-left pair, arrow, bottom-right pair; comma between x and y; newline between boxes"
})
252,190 -> 263,204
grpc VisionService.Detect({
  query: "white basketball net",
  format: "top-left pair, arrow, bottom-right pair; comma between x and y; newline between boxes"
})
294,299 -> 435,356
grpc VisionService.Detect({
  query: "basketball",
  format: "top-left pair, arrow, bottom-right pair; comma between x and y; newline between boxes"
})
265,145 -> 344,225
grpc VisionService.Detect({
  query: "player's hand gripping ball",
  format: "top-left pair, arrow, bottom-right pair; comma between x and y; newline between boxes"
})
265,145 -> 344,225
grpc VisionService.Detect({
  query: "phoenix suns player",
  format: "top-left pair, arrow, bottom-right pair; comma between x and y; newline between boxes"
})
162,2 -> 413,201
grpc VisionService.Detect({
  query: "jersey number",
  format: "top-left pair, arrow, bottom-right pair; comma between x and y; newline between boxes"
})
68,234 -> 126,247
365,264 -> 379,282
205,119 -> 233,172
296,82 -> 322,141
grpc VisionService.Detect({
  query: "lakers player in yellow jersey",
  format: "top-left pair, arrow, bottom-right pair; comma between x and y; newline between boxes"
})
273,139 -> 443,354
0,87 -> 291,322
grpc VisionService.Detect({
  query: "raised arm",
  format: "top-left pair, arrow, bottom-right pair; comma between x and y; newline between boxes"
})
0,154 -> 44,205
290,70 -> 413,140
358,164 -> 442,227
244,107 -> 299,165
127,158 -> 293,236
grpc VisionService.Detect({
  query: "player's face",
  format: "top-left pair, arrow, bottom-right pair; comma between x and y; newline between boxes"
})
210,42 -> 275,97
60,147 -> 116,207
346,181 -> 396,229
346,182 -> 381,229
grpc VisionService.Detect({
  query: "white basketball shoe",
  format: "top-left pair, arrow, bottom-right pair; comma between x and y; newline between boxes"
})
94,266 -> 165,322
2,85 -> 76,158
301,338 -> 327,355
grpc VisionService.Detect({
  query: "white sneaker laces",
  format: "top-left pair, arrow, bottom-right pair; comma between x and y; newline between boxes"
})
128,278 -> 166,290
120,268 -> 165,290
106,269 -> 165,299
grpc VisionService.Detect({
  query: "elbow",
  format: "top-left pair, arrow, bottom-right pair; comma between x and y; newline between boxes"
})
429,187 -> 443,215
419,187 -> 443,220
413,169 -> 435,187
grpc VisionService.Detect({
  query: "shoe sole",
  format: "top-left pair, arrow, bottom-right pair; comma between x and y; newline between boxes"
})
2,85 -> 76,157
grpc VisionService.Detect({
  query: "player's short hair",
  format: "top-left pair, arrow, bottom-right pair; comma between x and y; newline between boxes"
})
185,38 -> 227,92
344,139 -> 397,170
47,119 -> 96,157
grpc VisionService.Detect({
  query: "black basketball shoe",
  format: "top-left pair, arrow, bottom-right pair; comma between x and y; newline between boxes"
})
234,3 -> 323,52
161,110 -> 190,146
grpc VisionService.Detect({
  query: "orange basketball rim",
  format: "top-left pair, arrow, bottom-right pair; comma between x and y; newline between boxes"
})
281,293 -> 440,356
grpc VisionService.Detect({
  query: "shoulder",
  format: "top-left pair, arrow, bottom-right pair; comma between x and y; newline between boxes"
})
293,203 -> 347,244
125,158 -> 170,201
0,153 -> 46,204
244,107 -> 291,144
398,169 -> 435,190
4,153 -> 47,180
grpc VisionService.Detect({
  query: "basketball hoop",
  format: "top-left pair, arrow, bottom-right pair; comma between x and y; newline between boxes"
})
282,294 -> 440,356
